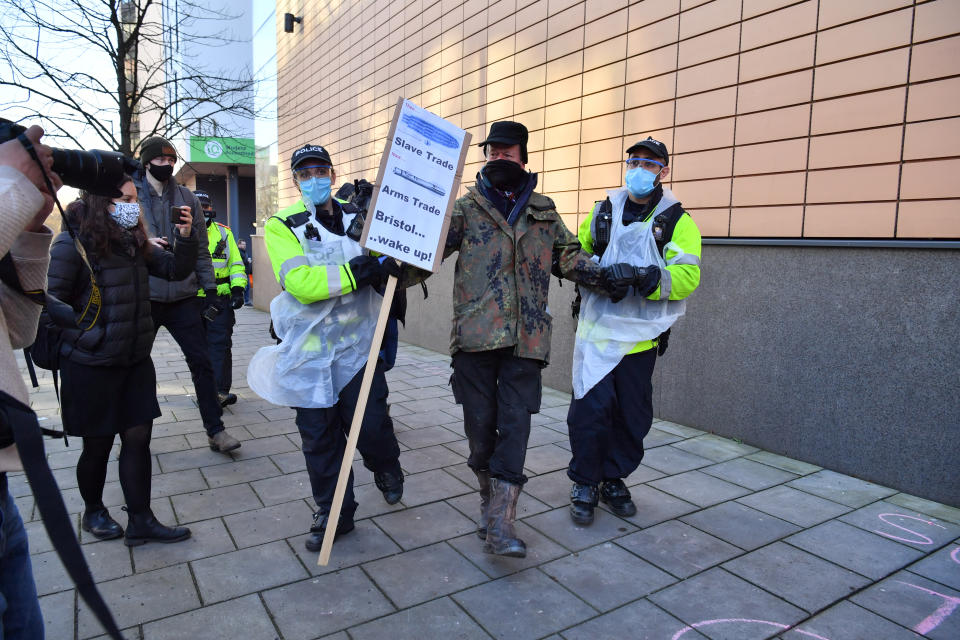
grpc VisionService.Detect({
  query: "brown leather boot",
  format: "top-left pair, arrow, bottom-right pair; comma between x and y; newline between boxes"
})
483,477 -> 526,557
475,469 -> 490,540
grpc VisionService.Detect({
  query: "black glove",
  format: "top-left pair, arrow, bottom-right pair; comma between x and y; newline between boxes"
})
348,255 -> 388,290
230,287 -> 245,309
601,263 -> 637,303
380,256 -> 401,278
635,265 -> 661,297
204,288 -> 218,300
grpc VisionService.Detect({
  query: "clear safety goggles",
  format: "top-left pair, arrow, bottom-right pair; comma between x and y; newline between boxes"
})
293,165 -> 332,181
625,158 -> 665,172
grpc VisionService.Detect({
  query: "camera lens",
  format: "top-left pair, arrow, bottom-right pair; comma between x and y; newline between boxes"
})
51,148 -> 131,196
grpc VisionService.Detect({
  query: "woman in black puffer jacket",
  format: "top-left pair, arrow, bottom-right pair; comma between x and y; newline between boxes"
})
48,175 -> 197,546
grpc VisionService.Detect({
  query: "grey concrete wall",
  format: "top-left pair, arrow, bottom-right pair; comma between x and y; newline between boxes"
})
398,246 -> 960,506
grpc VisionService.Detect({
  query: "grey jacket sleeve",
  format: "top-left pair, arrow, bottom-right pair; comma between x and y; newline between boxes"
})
187,189 -> 215,290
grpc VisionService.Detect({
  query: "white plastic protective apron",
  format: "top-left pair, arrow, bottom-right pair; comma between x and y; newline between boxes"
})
572,187 -> 687,399
247,225 -> 381,408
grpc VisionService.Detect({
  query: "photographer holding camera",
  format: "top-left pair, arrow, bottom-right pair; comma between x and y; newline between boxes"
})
133,137 -> 240,453
49,174 -> 198,546
0,123 -> 57,639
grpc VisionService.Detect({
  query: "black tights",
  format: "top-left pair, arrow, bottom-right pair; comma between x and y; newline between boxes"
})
76,423 -> 153,513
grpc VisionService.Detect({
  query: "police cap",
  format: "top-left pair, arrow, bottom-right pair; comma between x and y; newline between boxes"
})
626,137 -> 669,166
290,144 -> 332,170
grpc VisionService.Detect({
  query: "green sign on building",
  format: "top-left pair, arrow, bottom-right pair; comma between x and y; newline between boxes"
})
189,136 -> 255,164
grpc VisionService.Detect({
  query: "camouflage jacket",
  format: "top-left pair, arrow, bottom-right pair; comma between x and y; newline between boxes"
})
443,186 -> 604,363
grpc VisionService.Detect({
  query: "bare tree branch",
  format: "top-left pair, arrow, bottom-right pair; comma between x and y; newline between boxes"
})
0,0 -> 254,157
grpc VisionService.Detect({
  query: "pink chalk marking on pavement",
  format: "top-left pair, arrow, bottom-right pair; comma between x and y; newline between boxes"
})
950,546 -> 960,566
896,581 -> 960,635
670,618 -> 832,640
873,513 -> 946,545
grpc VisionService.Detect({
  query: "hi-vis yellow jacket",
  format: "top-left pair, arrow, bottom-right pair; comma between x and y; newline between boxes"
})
197,221 -> 246,298
579,198 -> 702,354
264,199 -> 363,304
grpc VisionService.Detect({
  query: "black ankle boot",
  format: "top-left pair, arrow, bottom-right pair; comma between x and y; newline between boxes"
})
374,471 -> 404,505
123,508 -> 191,546
569,483 -> 599,526
305,511 -> 355,552
600,479 -> 637,517
81,505 -> 123,541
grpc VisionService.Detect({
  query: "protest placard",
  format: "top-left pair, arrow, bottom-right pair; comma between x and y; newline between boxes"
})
318,99 -> 470,566
361,97 -> 472,272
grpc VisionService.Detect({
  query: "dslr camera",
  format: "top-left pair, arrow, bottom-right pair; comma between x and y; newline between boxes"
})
0,117 -> 140,197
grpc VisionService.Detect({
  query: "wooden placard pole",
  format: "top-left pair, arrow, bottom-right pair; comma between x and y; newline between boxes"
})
317,274 -> 397,566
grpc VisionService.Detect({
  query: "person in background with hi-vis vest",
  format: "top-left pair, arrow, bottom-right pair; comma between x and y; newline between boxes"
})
250,144 -> 404,552
567,137 -> 702,525
195,190 -> 246,409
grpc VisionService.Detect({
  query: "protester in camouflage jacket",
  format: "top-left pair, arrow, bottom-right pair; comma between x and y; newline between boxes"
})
443,185 -> 604,364
422,121 -> 626,560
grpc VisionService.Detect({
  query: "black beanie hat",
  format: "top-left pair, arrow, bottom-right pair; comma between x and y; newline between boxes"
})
139,136 -> 177,165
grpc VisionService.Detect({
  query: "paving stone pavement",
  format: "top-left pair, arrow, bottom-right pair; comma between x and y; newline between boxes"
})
13,308 -> 960,639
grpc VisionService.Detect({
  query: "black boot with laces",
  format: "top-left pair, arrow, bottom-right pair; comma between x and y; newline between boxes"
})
599,479 -> 637,517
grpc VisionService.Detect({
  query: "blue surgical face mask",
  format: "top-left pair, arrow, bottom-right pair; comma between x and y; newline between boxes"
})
625,167 -> 660,198
299,176 -> 331,206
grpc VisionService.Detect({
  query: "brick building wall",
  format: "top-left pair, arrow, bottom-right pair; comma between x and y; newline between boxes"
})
276,0 -> 959,240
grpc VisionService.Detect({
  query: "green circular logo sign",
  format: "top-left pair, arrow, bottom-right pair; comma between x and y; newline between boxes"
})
204,139 -> 224,159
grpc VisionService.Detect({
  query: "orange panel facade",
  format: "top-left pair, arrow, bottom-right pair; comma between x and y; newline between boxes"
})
276,0 -> 960,240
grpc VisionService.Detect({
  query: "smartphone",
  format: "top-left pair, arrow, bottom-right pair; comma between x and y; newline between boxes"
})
201,305 -> 220,322
171,206 -> 184,224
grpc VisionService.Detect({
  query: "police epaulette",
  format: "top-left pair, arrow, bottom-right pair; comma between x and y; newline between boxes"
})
282,211 -> 311,229
340,201 -> 360,214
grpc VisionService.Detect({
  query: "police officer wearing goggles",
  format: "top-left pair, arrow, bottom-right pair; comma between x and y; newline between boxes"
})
195,190 -> 246,408
567,137 -> 702,525
257,144 -> 404,551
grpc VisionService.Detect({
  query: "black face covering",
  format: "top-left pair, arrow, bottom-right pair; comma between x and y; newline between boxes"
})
481,159 -> 528,192
148,163 -> 174,182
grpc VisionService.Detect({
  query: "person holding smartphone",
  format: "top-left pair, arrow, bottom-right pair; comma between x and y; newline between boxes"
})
49,175 -> 198,545
133,137 -> 241,453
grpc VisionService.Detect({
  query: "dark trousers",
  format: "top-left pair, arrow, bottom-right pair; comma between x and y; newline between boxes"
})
567,349 -> 657,486
205,301 -> 235,393
295,360 -> 401,519
451,348 -> 542,485
151,297 -> 224,436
